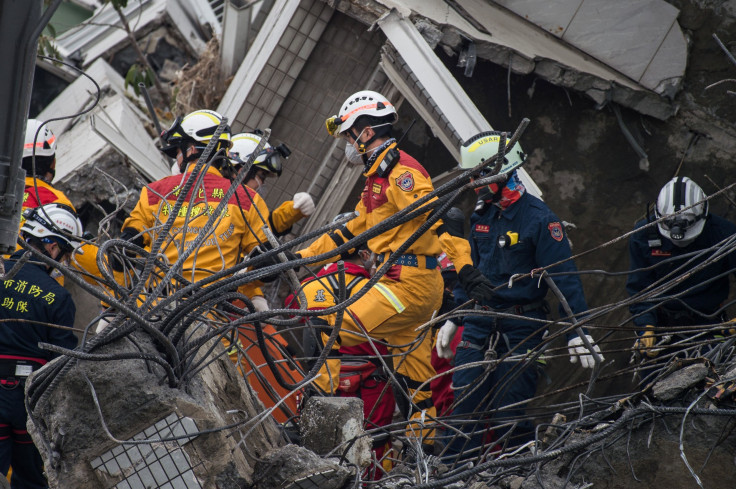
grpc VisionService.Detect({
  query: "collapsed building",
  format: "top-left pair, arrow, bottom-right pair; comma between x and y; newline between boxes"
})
2,0 -> 736,487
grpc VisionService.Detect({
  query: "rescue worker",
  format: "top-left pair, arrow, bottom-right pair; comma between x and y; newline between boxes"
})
285,214 -> 395,479
0,203 -> 82,488
118,109 -> 268,284
628,176 -> 736,366
436,132 -> 602,459
13,119 -> 78,283
229,132 -> 315,238
291,90 -> 495,449
17,119 -> 110,290
20,119 -> 74,216
116,110 -> 304,421
226,131 -> 314,309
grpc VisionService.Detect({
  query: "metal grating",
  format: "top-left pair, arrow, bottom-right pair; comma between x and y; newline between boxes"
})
90,413 -> 202,489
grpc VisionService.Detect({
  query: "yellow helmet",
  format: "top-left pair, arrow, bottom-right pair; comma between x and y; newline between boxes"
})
459,131 -> 525,174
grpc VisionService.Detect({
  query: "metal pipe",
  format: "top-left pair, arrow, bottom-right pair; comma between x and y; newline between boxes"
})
138,82 -> 164,138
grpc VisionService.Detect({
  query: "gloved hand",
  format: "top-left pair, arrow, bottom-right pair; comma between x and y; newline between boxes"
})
248,244 -> 300,281
293,192 -> 315,216
634,325 -> 658,358
457,265 -> 494,304
568,334 -> 603,368
436,320 -> 459,359
250,295 -> 269,312
721,318 -> 736,336
111,227 -> 145,272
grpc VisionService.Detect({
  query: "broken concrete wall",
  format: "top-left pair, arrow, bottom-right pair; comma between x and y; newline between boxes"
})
27,327 -> 284,488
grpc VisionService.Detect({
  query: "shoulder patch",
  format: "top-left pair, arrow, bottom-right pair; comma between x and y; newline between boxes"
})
395,171 -> 415,192
548,222 -> 564,242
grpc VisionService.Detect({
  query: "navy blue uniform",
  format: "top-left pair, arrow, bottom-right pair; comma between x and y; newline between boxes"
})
447,193 -> 588,457
0,251 -> 77,489
626,214 -> 736,329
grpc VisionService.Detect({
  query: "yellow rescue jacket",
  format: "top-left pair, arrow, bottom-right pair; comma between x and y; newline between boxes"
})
298,143 -> 472,270
122,167 -> 268,284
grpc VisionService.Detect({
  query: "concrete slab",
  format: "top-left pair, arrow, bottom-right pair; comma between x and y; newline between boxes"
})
496,0 -> 584,38
640,21 -> 688,96
562,0 -> 679,82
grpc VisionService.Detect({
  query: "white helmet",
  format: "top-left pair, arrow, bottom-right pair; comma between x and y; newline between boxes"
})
459,131 -> 525,174
21,203 -> 84,252
655,176 -> 708,247
160,109 -> 232,158
23,119 -> 57,159
325,90 -> 397,137
229,132 -> 289,176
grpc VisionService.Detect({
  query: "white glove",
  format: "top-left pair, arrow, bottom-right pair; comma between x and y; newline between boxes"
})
293,192 -> 315,216
568,335 -> 603,369
251,295 -> 269,312
436,320 -> 459,359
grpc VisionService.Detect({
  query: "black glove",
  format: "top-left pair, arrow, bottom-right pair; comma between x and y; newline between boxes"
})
111,227 -> 144,272
250,244 -> 300,281
458,265 -> 494,304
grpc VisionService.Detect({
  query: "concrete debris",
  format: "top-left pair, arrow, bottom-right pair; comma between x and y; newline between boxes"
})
252,444 -> 352,489
414,18 -> 443,50
26,328 -> 283,488
652,363 -> 710,401
300,396 -> 372,470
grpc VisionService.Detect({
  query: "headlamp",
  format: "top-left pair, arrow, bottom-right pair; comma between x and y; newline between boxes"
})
325,115 -> 343,136
661,215 -> 696,241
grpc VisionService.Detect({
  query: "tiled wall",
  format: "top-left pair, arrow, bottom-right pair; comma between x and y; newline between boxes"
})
235,6 -> 385,224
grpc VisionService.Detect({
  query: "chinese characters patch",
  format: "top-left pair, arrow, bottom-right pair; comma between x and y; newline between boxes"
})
475,224 -> 490,233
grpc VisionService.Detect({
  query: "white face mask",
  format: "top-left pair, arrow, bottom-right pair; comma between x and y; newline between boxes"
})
343,123 -> 391,166
345,141 -> 364,166
253,174 -> 269,194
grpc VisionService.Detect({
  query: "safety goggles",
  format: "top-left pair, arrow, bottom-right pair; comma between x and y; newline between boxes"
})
478,167 -> 497,177
659,214 -> 701,240
160,117 -> 188,158
232,143 -> 291,176
325,115 -> 345,137
659,215 -> 697,230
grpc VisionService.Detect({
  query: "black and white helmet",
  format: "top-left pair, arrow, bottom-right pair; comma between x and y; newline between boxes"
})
21,203 -> 84,253
655,176 -> 708,247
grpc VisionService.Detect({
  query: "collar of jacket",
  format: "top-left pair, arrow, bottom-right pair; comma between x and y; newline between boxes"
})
319,261 -> 371,279
182,166 -> 224,179
25,176 -> 54,188
363,141 -> 398,177
488,191 -> 527,221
